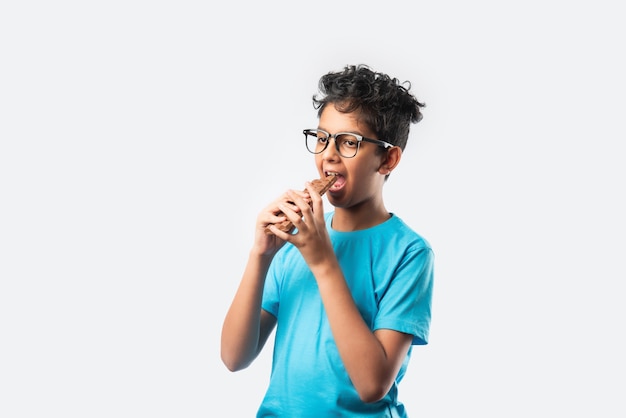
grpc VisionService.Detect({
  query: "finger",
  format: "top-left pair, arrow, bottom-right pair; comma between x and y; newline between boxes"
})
267,223 -> 295,241
264,213 -> 287,227
286,190 -> 312,213
278,199 -> 313,235
278,200 -> 304,223
304,182 -> 324,211
302,183 -> 329,232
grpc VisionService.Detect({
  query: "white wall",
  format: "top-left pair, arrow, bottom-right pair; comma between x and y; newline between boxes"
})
1,1 -> 624,416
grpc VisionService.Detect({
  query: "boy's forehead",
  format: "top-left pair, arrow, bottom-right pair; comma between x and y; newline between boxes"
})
319,105 -> 373,135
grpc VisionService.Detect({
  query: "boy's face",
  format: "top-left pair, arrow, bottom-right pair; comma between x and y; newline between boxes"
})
315,104 -> 388,210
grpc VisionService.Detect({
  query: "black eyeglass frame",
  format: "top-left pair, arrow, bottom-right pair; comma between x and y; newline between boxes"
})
303,129 -> 394,158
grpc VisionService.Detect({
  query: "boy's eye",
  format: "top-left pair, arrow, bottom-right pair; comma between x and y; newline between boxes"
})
337,134 -> 358,148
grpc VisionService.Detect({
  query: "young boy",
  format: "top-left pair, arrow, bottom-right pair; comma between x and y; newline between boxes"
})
221,64 -> 434,417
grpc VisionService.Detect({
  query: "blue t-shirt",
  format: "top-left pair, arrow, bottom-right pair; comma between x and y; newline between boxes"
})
258,212 -> 434,417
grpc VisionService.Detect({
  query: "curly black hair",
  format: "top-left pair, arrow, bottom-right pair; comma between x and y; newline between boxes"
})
312,64 -> 425,151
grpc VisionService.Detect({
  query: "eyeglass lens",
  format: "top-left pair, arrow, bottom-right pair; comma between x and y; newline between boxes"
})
305,131 -> 360,158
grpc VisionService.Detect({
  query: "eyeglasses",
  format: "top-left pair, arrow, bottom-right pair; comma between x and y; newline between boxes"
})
303,129 -> 393,158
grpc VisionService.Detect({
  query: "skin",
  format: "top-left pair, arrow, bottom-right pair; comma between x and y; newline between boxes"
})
220,104 -> 412,403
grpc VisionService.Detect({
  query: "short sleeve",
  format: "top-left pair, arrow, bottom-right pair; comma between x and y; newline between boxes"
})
373,245 -> 434,345
261,252 -> 282,317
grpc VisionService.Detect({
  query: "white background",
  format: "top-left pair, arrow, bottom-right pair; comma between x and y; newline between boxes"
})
1,1 -> 625,416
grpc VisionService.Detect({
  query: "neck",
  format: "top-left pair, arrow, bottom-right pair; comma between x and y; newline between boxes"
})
331,202 -> 390,232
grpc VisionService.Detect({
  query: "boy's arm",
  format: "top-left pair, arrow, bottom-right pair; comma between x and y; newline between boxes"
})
220,251 -> 277,372
221,191 -> 300,372
314,267 -> 414,403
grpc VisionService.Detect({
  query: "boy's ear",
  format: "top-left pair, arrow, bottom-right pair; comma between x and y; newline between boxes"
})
378,146 -> 402,175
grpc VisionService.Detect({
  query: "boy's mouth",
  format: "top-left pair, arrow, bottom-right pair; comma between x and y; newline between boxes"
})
325,171 -> 345,192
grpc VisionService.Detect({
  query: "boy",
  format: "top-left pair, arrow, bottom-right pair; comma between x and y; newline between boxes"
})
221,64 -> 434,417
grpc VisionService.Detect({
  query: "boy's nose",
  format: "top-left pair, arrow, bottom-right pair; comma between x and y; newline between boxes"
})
321,138 -> 341,160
